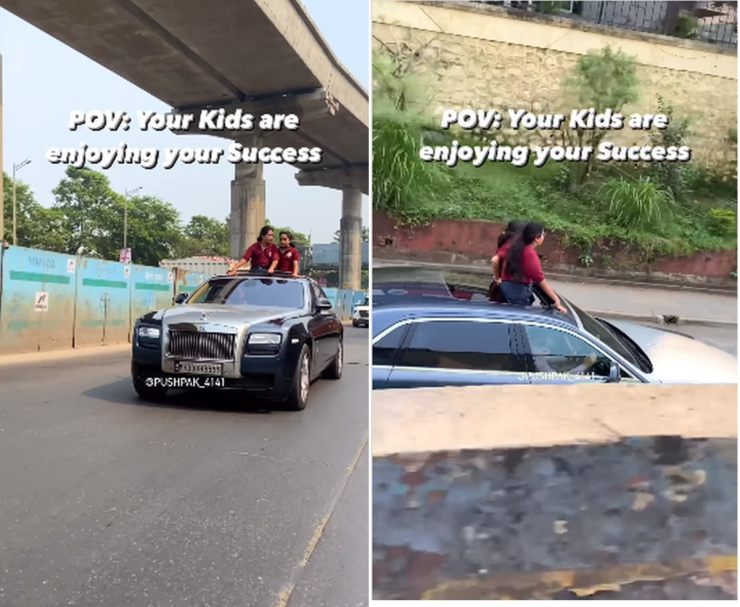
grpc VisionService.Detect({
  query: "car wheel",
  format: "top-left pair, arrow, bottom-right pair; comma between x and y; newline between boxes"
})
352,319 -> 358,327
286,344 -> 310,411
133,377 -> 168,401
323,338 -> 343,380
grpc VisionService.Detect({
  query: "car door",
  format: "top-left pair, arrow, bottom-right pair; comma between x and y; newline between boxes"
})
305,282 -> 329,372
317,283 -> 342,356
385,318 -> 529,388
518,322 -> 636,384
307,281 -> 337,370
372,321 -> 411,388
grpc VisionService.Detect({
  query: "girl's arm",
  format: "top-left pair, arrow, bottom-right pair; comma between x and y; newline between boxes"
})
228,258 -> 248,275
491,255 -> 501,283
537,278 -> 566,313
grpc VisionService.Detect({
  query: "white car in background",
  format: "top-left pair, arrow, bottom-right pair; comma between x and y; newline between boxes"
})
352,296 -> 369,328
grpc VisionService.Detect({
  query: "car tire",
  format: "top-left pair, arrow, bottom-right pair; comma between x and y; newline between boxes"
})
352,319 -> 358,327
285,344 -> 311,411
322,338 -> 343,380
133,377 -> 168,401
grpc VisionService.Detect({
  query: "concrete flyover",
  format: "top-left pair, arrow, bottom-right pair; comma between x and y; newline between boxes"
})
373,384 -> 737,600
0,0 -> 368,288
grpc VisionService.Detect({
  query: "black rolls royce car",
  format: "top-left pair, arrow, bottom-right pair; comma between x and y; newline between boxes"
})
131,272 -> 343,410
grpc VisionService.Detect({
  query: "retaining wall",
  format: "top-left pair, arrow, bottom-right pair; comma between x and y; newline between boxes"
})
373,384 -> 737,600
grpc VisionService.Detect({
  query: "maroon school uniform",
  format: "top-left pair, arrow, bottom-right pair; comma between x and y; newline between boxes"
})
242,242 -> 279,268
500,244 -> 544,284
276,246 -> 301,273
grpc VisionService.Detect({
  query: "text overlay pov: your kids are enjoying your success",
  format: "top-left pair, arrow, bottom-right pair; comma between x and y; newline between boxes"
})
422,107 -> 693,168
45,109 -> 324,170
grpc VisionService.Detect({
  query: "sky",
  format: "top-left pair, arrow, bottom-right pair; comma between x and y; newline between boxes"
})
0,0 -> 369,243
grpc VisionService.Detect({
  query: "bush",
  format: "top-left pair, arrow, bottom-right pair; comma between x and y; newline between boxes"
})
648,96 -> 691,198
707,208 -> 737,237
674,14 -> 698,39
562,46 -> 639,186
600,177 -> 675,230
372,117 -> 448,214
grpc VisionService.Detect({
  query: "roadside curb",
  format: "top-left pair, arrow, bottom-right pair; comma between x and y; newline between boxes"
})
0,324 -> 364,364
584,309 -> 737,328
0,343 -> 131,367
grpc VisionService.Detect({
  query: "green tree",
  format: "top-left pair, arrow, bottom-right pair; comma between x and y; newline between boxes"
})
52,167 -> 184,264
373,48 -> 449,215
109,194 -> 183,265
179,215 -> 230,257
52,166 -> 121,256
648,95 -> 691,198
2,173 -> 70,251
562,46 -> 639,186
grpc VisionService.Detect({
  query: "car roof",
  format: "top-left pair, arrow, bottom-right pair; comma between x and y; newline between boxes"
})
373,297 -> 580,330
209,272 -> 309,282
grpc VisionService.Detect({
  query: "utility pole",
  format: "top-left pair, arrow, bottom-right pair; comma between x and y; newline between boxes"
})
12,159 -> 31,245
123,187 -> 142,261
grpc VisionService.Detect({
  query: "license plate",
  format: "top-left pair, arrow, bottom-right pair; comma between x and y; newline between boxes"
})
174,361 -> 223,376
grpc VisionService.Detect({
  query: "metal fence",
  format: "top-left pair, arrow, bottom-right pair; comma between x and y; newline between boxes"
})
0,246 -> 205,354
469,1 -> 738,48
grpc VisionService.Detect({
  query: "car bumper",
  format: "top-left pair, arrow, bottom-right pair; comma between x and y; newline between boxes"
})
132,349 -> 294,399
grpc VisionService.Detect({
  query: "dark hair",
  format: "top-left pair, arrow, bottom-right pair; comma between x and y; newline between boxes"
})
505,222 -> 544,281
279,230 -> 293,246
497,220 -> 526,250
257,225 -> 273,242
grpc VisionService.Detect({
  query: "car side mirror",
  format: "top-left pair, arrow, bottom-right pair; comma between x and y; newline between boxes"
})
606,361 -> 621,383
174,292 -> 188,305
316,297 -> 332,311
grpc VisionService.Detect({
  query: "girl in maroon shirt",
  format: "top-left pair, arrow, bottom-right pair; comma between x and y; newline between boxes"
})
273,231 -> 301,276
499,222 -> 565,312
228,225 -> 279,275
491,221 -> 527,285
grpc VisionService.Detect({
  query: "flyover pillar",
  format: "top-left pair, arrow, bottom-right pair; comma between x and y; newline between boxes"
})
230,155 -> 265,259
340,187 -> 362,290
295,165 -> 368,291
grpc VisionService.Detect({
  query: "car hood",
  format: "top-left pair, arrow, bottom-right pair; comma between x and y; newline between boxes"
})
606,319 -> 737,384
354,305 -> 369,312
161,304 -> 298,329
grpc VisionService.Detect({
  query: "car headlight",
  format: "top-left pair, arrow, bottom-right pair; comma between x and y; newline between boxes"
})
248,333 -> 282,345
138,326 -> 161,340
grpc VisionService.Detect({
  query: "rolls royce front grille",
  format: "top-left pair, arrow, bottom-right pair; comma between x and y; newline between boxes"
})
168,331 -> 236,361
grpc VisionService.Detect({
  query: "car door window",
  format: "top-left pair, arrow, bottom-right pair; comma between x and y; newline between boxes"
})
373,324 -> 408,367
398,320 -> 524,372
523,325 -> 613,378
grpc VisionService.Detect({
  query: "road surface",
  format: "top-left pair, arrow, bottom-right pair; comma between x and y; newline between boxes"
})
0,328 -> 369,607
620,321 -> 737,356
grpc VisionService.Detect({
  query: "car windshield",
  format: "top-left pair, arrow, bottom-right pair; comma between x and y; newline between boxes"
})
569,302 -> 651,372
188,278 -> 305,309
360,297 -> 369,306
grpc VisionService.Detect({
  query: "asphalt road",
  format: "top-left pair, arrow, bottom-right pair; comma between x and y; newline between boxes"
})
0,328 -> 369,607
619,320 -> 737,356
668,323 -> 736,356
